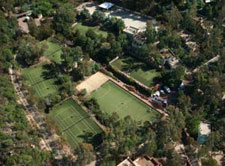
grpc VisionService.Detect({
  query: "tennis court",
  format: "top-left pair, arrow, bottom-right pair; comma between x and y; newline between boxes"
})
40,40 -> 62,63
49,99 -> 102,149
22,63 -> 58,98
111,56 -> 160,87
90,81 -> 160,123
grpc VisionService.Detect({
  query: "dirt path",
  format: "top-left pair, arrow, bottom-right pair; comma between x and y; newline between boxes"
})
193,55 -> 220,73
9,68 -> 75,160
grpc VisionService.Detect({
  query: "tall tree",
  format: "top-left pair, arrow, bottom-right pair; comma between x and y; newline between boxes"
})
17,35 -> 46,66
167,4 -> 183,29
74,143 -> 96,166
53,4 -> 76,36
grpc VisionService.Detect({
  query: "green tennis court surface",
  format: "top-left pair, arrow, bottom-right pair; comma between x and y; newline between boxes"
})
40,40 -> 62,63
111,57 -> 160,87
22,63 -> 58,98
90,81 -> 161,123
49,99 -> 102,149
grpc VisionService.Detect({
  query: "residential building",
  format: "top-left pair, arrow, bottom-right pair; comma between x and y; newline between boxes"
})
117,156 -> 162,166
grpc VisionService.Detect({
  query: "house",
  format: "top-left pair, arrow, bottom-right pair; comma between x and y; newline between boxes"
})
15,10 -> 32,18
197,122 -> 211,144
17,16 -> 30,33
132,32 -> 146,48
117,156 -> 162,166
34,14 -> 43,27
16,10 -> 32,33
164,56 -> 179,69
186,41 -> 199,52
178,31 -> 192,41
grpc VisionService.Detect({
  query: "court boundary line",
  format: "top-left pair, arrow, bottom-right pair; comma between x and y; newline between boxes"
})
90,80 -> 162,122
52,100 -> 101,148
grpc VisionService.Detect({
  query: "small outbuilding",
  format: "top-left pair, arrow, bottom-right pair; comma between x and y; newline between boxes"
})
98,2 -> 114,11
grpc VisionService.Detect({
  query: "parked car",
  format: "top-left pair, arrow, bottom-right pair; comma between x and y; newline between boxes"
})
152,97 -> 168,107
178,82 -> 184,90
160,90 -> 165,95
163,86 -> 171,93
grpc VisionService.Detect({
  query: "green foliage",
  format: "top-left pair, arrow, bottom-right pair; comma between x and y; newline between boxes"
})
186,118 -> 200,138
53,4 -> 76,36
201,157 -> 218,166
17,35 -> 46,66
109,65 -> 152,96
74,143 -> 96,165
31,1 -> 54,17
78,9 -> 91,21
29,20 -> 54,40
161,65 -> 185,89
145,23 -> 158,44
92,11 -> 106,25
80,89 -> 87,96
0,12 -> 18,46
165,148 -> 183,166
167,4 -> 183,29
61,46 -> 83,71
0,74 -> 51,165
105,16 -> 125,35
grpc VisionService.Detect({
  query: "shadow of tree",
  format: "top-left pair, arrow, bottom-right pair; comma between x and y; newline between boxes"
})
77,132 -> 103,148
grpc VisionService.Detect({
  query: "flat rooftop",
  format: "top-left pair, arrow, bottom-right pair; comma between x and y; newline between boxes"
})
117,156 -> 162,166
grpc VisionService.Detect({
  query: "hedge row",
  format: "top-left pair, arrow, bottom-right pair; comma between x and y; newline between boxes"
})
107,65 -> 152,96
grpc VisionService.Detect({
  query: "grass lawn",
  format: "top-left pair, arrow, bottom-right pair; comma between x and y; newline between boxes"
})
111,56 -> 161,87
49,99 -> 102,149
40,40 -> 62,63
73,23 -> 108,38
90,81 -> 161,123
22,63 -> 59,98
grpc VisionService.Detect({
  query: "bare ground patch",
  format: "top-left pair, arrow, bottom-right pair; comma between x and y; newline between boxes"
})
76,72 -> 109,95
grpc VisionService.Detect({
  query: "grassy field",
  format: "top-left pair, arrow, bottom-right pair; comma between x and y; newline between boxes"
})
22,63 -> 58,98
111,56 -> 161,87
73,23 -> 108,38
40,40 -> 62,63
90,81 -> 160,123
49,99 -> 102,149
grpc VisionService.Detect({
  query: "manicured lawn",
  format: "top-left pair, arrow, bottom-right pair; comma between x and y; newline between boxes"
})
73,23 -> 108,38
90,81 -> 161,123
22,63 -> 59,98
40,40 -> 62,63
49,99 -> 102,149
111,56 -> 161,87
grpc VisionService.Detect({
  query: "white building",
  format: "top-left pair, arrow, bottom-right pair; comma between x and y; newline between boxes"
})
197,122 -> 211,144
